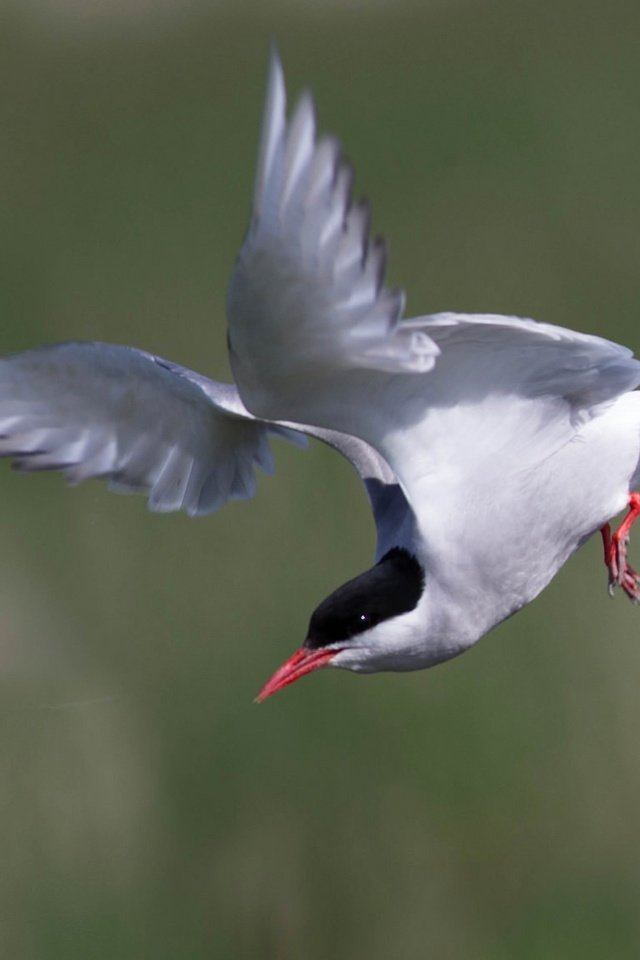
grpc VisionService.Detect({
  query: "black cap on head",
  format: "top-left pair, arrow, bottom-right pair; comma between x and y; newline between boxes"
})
305,548 -> 425,650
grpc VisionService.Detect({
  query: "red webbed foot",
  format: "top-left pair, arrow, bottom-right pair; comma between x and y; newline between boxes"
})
601,492 -> 640,603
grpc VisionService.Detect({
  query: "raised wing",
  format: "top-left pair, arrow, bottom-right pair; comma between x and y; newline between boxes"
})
227,51 -> 640,505
0,342 -> 300,516
227,49 -> 440,423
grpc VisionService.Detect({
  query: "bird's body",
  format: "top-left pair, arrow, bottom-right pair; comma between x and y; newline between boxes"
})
2,51 -> 640,698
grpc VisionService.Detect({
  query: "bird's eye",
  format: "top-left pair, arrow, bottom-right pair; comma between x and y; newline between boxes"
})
357,613 -> 371,631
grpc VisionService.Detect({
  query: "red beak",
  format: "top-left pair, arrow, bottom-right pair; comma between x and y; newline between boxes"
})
255,646 -> 340,702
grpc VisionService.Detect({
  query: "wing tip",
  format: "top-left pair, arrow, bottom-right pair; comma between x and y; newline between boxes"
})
267,41 -> 285,102
253,44 -> 288,214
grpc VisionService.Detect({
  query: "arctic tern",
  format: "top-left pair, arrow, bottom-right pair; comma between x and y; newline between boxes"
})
1,50 -> 639,701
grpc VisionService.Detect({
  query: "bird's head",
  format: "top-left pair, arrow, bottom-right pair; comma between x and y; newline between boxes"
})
256,547 -> 426,701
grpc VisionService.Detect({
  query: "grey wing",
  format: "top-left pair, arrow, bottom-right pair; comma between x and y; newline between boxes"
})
0,340 -> 406,543
0,341 -> 302,516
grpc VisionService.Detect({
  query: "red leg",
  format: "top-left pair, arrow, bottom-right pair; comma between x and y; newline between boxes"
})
601,492 -> 640,603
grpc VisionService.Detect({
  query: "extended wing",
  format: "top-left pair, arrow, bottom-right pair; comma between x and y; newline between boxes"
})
0,341 -> 407,547
0,342 -> 299,516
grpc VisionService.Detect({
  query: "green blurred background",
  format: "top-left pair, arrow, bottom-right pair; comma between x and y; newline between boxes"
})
1,0 -> 640,956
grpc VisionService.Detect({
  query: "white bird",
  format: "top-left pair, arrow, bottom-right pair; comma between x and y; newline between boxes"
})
1,50 -> 640,701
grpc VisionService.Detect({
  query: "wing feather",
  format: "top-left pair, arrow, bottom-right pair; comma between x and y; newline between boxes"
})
0,342 -> 302,517
227,51 -> 440,423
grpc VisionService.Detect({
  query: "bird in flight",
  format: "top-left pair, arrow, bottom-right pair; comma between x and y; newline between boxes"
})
1,51 -> 639,701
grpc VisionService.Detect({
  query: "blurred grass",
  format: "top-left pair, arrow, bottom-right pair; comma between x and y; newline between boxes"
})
1,0 -> 640,957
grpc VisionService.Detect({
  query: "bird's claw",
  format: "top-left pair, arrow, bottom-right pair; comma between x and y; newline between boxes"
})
602,493 -> 640,603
